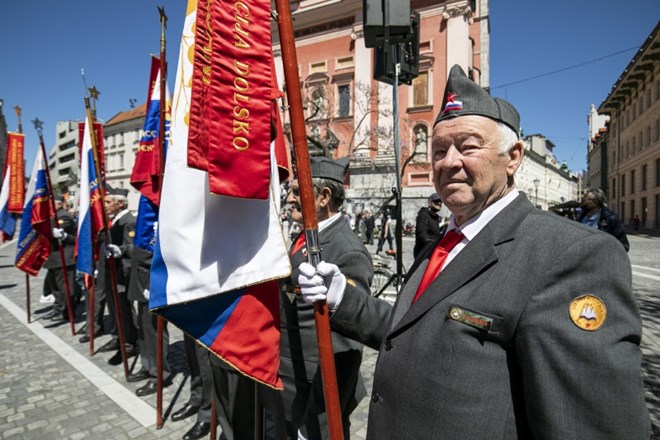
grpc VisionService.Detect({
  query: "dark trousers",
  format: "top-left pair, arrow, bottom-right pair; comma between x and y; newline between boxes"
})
44,266 -> 75,316
98,262 -> 137,347
183,334 -> 213,423
137,302 -> 171,380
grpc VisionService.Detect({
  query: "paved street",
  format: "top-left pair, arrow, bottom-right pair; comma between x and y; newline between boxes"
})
0,232 -> 658,439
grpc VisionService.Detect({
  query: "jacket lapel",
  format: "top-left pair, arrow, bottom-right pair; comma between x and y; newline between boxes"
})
390,194 -> 534,335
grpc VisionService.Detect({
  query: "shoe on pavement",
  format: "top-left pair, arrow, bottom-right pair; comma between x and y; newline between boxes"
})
79,331 -> 104,344
98,339 -> 119,353
127,369 -> 150,383
136,377 -> 172,397
40,294 -> 55,304
107,347 -> 137,366
182,421 -> 211,440
171,402 -> 200,422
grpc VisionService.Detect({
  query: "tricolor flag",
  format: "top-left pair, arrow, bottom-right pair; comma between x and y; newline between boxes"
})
442,92 -> 463,113
0,132 -> 26,240
15,148 -> 52,275
132,57 -> 170,251
149,0 -> 291,388
75,119 -> 105,276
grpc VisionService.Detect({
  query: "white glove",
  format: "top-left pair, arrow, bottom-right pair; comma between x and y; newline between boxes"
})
298,261 -> 346,311
142,289 -> 150,301
104,244 -> 122,258
52,228 -> 67,241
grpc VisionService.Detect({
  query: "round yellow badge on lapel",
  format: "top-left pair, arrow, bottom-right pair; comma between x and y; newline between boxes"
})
58,219 -> 64,225
569,295 -> 606,331
128,231 -> 135,238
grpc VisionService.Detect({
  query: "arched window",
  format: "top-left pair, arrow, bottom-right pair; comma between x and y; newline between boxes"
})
413,123 -> 429,160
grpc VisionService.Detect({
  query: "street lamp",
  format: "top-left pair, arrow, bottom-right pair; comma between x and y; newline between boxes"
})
533,179 -> 540,207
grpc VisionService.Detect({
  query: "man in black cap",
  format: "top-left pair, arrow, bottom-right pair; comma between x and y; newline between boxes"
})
95,187 -> 139,367
413,192 -> 444,258
297,65 -> 650,438
211,156 -> 373,440
42,194 -> 77,321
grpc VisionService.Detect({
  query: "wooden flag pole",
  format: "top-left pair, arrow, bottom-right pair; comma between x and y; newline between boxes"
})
155,5 -> 167,430
14,106 -> 32,324
273,1 -> 344,438
82,72 -> 131,379
33,121 -> 77,336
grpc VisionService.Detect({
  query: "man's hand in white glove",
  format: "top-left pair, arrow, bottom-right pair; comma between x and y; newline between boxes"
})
52,228 -> 67,241
142,289 -> 150,301
104,244 -> 122,258
298,261 -> 346,311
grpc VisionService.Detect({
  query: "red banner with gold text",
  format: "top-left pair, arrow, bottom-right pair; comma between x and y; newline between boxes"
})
6,132 -> 25,213
187,0 -> 272,200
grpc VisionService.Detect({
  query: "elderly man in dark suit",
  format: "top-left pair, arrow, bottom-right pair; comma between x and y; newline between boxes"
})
299,65 -> 651,439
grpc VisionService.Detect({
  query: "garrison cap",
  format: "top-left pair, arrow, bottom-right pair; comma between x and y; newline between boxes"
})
429,192 -> 441,202
108,187 -> 129,197
434,64 -> 520,137
310,156 -> 349,184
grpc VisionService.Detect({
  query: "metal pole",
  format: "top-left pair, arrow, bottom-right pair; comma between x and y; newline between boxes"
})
391,47 -> 404,289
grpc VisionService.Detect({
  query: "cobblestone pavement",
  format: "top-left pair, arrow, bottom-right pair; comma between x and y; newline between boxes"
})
0,233 -> 658,439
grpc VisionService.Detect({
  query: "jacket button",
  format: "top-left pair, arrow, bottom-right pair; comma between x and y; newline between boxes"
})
371,392 -> 380,403
384,340 -> 393,351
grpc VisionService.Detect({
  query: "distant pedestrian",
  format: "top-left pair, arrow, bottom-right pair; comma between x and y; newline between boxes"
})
413,192 -> 444,258
577,188 -> 629,251
633,214 -> 640,232
376,211 -> 394,256
363,210 -> 375,245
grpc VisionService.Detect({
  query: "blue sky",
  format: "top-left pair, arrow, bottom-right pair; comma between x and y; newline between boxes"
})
1,1 -> 658,174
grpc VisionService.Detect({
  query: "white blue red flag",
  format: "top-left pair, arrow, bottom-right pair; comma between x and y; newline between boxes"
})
132,58 -> 170,252
75,119 -> 105,276
149,0 -> 290,388
15,149 -> 52,275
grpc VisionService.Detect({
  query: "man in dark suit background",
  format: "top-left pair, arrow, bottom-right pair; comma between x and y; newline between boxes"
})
298,65 -> 650,439
413,192 -> 444,258
43,194 -> 77,321
211,156 -> 373,440
96,188 -> 139,366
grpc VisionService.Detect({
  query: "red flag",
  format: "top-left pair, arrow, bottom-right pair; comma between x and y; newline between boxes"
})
6,133 -> 25,213
187,0 -> 273,200
130,56 -> 167,205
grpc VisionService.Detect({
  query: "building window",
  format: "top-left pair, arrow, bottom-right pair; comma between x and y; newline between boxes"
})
413,123 -> 429,160
631,169 -> 635,194
119,153 -> 125,169
656,119 -> 659,142
612,178 -> 616,198
621,174 -> 625,195
310,61 -> 327,74
411,71 -> 429,107
309,87 -> 326,119
337,84 -> 351,118
656,159 -> 660,186
642,165 -> 647,191
630,199 -> 635,221
335,56 -> 354,70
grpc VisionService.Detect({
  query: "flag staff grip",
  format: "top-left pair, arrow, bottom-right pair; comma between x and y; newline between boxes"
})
155,5 -> 168,429
81,73 -> 131,379
273,1 -> 344,438
34,121 -> 77,336
15,107 -> 31,324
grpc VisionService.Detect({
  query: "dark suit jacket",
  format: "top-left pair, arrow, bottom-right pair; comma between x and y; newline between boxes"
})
43,208 -> 76,269
280,216 -> 373,432
332,194 -> 650,439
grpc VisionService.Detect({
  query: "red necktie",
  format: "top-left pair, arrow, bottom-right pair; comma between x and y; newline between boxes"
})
290,232 -> 305,255
413,229 -> 464,303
